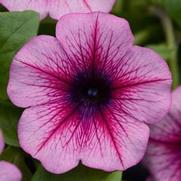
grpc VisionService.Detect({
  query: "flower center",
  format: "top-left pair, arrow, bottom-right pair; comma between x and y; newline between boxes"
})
70,71 -> 112,107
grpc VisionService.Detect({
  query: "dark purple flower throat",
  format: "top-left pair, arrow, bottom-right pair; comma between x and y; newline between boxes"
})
70,70 -> 112,109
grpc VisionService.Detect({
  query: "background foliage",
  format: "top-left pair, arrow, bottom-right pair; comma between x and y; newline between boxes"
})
0,0 -> 180,180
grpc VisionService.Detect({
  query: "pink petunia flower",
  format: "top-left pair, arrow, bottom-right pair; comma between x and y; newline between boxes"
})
0,161 -> 22,181
0,129 -> 4,154
0,0 -> 116,20
0,130 -> 22,181
7,13 -> 172,174
145,87 -> 181,181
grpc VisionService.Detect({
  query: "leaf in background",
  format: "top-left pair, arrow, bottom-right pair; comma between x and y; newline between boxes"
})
112,0 -> 123,15
32,165 -> 122,181
147,44 -> 174,60
150,0 -> 181,28
39,17 -> 56,36
0,101 -> 22,146
0,147 -> 32,181
0,11 -> 39,100
105,171 -> 122,181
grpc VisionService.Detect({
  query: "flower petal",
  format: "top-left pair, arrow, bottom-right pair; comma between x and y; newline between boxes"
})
0,130 -> 4,153
0,161 -> 22,181
18,103 -> 82,174
0,0 -> 116,20
18,102 -> 149,173
0,0 -> 47,19
56,13 -> 134,70
111,46 -> 172,124
81,108 -> 150,171
145,140 -> 181,181
149,87 -> 181,142
8,35 -> 74,108
49,0 -> 116,20
144,87 -> 181,181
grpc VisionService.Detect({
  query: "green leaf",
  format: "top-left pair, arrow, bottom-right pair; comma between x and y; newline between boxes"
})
147,44 -> 174,60
0,101 -> 22,146
32,165 -> 122,181
105,171 -> 122,181
112,0 -> 123,15
0,11 -> 39,100
150,0 -> 181,28
0,147 -> 32,181
120,0 -> 156,34
39,17 -> 56,36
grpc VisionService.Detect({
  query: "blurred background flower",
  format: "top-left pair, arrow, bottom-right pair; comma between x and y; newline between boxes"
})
0,161 -> 22,181
144,87 -> 181,181
0,130 -> 22,181
0,129 -> 4,153
0,0 -> 116,20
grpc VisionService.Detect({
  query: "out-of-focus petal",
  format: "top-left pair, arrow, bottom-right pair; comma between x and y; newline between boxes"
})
49,0 -> 115,20
0,0 -> 48,19
0,161 -> 22,181
145,140 -> 181,181
0,130 -> 4,154
145,87 -> 181,181
0,0 -> 116,20
150,87 -> 181,142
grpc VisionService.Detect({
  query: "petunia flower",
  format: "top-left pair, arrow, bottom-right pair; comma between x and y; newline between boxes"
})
7,12 -> 172,174
0,0 -> 116,20
145,87 -> 181,181
0,130 -> 22,181
0,129 -> 4,154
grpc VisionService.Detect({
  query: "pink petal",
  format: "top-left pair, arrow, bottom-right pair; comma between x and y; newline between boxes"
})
56,12 -> 135,85
0,0 -> 48,19
111,46 -> 171,124
145,140 -> 181,181
81,108 -> 150,171
49,0 -> 116,20
0,161 -> 22,181
145,87 -> 181,181
56,13 -> 134,66
19,103 -> 80,174
0,0 -> 116,20
0,130 -> 4,154
150,87 -> 181,142
8,35 -> 73,108
18,103 -> 149,173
